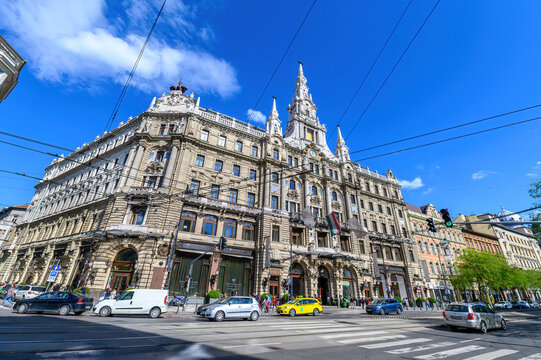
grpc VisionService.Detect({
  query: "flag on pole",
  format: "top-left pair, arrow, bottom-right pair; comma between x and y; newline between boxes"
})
326,212 -> 341,236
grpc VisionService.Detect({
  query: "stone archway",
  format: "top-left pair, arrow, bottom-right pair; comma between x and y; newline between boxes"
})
317,266 -> 331,305
110,248 -> 138,292
342,267 -> 354,300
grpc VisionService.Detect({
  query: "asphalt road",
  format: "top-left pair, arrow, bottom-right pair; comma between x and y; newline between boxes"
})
0,306 -> 540,360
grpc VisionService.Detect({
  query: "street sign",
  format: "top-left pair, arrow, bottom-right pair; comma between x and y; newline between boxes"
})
47,265 -> 60,282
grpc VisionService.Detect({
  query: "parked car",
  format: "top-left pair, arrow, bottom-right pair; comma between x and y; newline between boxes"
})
200,296 -> 261,321
494,301 -> 513,309
13,285 -> 47,301
366,298 -> 403,315
13,291 -> 93,315
443,302 -> 506,333
529,301 -> 539,308
277,298 -> 322,317
513,301 -> 530,309
93,289 -> 168,318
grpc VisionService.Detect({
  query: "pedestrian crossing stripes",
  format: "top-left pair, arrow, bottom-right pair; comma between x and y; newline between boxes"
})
321,330 -> 384,339
414,345 -> 486,359
387,342 -> 456,355
463,349 -> 518,360
360,338 -> 431,349
337,334 -> 405,345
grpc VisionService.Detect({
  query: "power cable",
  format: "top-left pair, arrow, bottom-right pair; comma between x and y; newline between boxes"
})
104,0 -> 168,132
344,0 -> 441,141
353,115 -> 541,162
247,0 -> 318,122
328,0 -> 413,139
349,103 -> 541,155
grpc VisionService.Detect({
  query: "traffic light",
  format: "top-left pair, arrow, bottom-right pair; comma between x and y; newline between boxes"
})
440,209 -> 453,227
218,236 -> 227,250
426,218 -> 437,233
184,278 -> 189,287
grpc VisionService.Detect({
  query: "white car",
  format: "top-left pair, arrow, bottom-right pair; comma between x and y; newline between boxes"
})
14,285 -> 46,300
494,301 -> 513,309
93,289 -> 168,318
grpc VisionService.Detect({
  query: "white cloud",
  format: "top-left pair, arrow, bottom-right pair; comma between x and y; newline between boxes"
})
472,170 -> 488,180
1,0 -> 239,97
526,173 -> 538,178
399,177 -> 424,190
247,109 -> 267,124
422,188 -> 434,195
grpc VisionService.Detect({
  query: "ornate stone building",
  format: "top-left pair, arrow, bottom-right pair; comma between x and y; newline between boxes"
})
0,34 -> 26,103
0,205 -> 27,264
406,204 -> 466,301
1,64 -> 421,302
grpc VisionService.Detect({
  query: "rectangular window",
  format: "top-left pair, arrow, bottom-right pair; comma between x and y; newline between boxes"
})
273,149 -> 279,160
340,236 -> 351,252
369,202 -> 374,211
363,219 -> 368,228
390,225 -> 396,236
147,177 -> 158,188
229,189 -> 238,203
272,225 -> 280,242
375,186 -> 379,195
247,193 -> 255,207
288,156 -> 292,165
372,221 -> 378,232
271,196 -> 279,209
129,206 -> 147,225
195,155 -> 205,167
156,151 -> 165,162
384,247 -> 393,260
201,215 -> 217,236
168,124 -> 175,134
271,172 -> 279,183
219,136 -> 226,147
398,210 -> 403,218
236,141 -> 243,152
159,124 -> 166,135
317,232 -> 326,247
233,165 -> 240,176
201,130 -> 209,141
242,222 -> 255,241
251,146 -> 258,157
249,169 -> 256,180
224,218 -> 237,238
350,194 -> 356,205
210,185 -> 220,199
359,240 -> 365,254
292,228 -> 303,245
189,180 -> 200,195
360,199 -> 364,208
386,207 -> 391,215
294,158 -> 298,167
381,223 -> 387,234
378,204 -> 383,213
214,160 -> 223,172
306,128 -> 314,141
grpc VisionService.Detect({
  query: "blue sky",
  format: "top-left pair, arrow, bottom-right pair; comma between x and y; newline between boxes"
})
1,0 -> 540,219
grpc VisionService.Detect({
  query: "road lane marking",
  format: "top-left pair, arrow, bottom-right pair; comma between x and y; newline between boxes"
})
299,326 -> 365,335
338,334 -> 405,345
518,355 -> 541,360
459,338 -> 482,343
223,342 -> 281,349
321,330 -> 386,339
271,324 -> 339,330
415,345 -> 486,359
387,342 -> 456,354
360,338 -> 430,349
463,349 -> 518,360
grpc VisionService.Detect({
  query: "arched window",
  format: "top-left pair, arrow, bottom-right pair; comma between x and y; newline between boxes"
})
430,262 -> 435,273
343,268 -> 352,279
201,215 -> 217,236
115,248 -> 137,262
312,186 -> 318,195
180,211 -> 196,232
224,218 -> 237,238
289,180 -> 296,190
331,191 -> 338,201
241,221 -> 255,241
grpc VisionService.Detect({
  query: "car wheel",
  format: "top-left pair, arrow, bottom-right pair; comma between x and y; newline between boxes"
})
58,305 -> 70,316
250,311 -> 259,321
17,303 -> 28,314
214,311 -> 225,322
500,319 -> 506,331
449,326 -> 458,332
289,309 -> 296,317
74,312 -> 83,316
480,321 -> 488,334
99,306 -> 112,317
313,308 -> 320,316
379,308 -> 385,315
397,308 -> 402,315
149,307 -> 161,318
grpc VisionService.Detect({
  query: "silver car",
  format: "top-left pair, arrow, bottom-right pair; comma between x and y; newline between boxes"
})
443,302 -> 506,333
201,296 -> 261,322
14,285 -> 46,300
494,301 -> 513,309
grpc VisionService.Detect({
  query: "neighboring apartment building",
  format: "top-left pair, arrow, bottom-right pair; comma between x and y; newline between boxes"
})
406,204 -> 466,302
0,205 -> 28,263
0,35 -> 26,103
1,64 -> 422,302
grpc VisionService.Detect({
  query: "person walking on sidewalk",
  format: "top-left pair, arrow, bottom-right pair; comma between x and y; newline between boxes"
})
2,285 -> 16,307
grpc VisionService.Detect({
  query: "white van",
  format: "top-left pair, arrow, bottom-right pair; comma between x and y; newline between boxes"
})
93,289 -> 168,318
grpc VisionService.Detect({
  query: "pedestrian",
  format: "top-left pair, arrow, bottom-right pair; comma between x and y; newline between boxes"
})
2,284 -> 16,307
437,298 -> 443,310
111,289 -> 117,299
426,298 -> 431,310
104,286 -> 111,300
403,298 -> 408,310
80,285 -> 86,295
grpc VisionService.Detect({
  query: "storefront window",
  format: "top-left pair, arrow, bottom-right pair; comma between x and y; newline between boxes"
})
217,258 -> 251,296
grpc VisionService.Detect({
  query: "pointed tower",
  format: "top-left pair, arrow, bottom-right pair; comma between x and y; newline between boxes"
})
266,97 -> 283,136
335,126 -> 350,162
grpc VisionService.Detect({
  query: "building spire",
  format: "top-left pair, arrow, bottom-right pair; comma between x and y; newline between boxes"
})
294,61 -> 308,100
266,97 -> 282,136
335,125 -> 350,162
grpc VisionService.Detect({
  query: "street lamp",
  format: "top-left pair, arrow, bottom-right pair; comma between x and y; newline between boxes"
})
437,239 -> 451,303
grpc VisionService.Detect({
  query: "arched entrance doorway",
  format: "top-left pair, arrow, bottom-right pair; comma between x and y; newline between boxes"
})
291,263 -> 305,298
318,266 -> 331,305
110,249 -> 137,292
342,268 -> 353,300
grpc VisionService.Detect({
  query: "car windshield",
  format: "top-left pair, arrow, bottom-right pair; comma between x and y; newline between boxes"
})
215,298 -> 230,304
371,299 -> 385,304
286,300 -> 298,305
446,305 -> 469,312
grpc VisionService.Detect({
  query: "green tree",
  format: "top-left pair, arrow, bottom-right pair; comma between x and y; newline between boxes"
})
528,178 -> 541,236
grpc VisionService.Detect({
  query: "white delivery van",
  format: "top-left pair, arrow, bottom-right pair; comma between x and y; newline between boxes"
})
93,289 -> 168,318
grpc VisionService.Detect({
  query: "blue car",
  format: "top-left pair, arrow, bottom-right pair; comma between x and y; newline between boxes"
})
366,298 -> 403,315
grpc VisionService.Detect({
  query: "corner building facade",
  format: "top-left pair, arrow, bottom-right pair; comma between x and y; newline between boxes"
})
2,65 -> 421,302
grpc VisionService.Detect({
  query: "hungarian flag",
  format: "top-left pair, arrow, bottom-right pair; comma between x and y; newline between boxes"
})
326,212 -> 341,236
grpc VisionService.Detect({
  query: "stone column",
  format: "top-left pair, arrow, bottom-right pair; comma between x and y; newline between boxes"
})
264,169 -> 271,207
161,145 -> 178,189
120,147 -> 136,187
126,145 -> 145,187
344,189 -> 352,220
281,173 -> 287,210
304,177 -> 310,210
324,182 -> 332,215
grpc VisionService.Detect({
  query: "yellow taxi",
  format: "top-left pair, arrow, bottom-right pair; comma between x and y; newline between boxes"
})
277,297 -> 322,317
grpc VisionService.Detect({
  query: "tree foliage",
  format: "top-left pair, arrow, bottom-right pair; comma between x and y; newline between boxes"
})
528,178 -> 541,236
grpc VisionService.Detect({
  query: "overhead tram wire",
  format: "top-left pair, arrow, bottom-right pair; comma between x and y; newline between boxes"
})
352,114 -> 541,162
103,0 -> 168,132
328,0 -> 413,140
349,103 -> 541,155
247,0 -> 318,122
344,0 -> 441,141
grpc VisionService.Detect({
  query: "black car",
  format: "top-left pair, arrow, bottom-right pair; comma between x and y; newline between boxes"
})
13,291 -> 93,316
